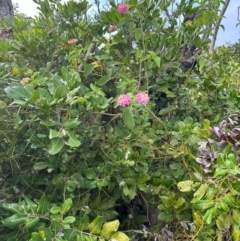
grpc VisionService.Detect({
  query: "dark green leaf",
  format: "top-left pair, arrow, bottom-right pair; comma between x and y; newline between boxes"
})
37,195 -> 50,215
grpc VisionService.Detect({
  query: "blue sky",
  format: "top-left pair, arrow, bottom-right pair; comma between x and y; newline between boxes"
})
12,0 -> 239,46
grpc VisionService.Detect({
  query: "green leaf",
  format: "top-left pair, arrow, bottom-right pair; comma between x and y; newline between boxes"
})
203,208 -> 214,225
33,162 -> 49,171
97,75 -> 112,86
40,120 -> 60,127
66,180 -> 77,192
88,216 -> 104,234
110,232 -> 130,241
64,229 -> 77,241
23,195 -> 37,209
63,216 -> 76,224
123,107 -> 135,129
48,137 -> 64,155
2,213 -> 28,227
63,119 -> 81,129
66,131 -> 81,147
78,213 -> 89,231
2,203 -> 24,213
26,217 -> 40,228
193,200 -> 215,210
216,212 -> 231,230
135,28 -> 142,42
84,64 -> 94,77
148,51 -> 161,67
54,85 -> 68,99
232,209 -> 240,226
30,232 -> 43,241
193,184 -> 208,200
158,212 -> 172,222
77,233 -> 97,241
5,84 -> 33,101
84,169 -> 97,179
173,197 -> 186,209
49,129 -> 63,139
39,88 -> 54,106
100,220 -> 120,238
50,206 -> 61,214
61,198 -> 72,214
37,195 -> 50,215
0,100 -> 6,109
177,180 -> 194,192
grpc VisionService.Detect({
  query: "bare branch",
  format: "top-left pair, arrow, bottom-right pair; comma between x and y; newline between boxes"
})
78,41 -> 96,72
209,0 -> 231,54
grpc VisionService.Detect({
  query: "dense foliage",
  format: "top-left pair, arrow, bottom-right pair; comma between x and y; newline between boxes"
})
0,0 -> 240,240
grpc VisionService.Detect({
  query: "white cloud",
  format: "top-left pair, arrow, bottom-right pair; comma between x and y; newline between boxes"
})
12,0 -> 39,17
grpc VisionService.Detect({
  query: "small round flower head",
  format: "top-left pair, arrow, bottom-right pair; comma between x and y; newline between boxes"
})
20,77 -> 30,85
117,3 -> 128,14
136,92 -> 149,105
68,38 -> 78,45
117,94 -> 131,107
109,25 -> 117,33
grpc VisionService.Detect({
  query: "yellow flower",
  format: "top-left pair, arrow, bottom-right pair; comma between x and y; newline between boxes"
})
91,61 -> 101,68
11,67 -> 19,76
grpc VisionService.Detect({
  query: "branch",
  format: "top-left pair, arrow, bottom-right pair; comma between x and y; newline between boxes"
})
78,41 -> 96,72
209,0 -> 231,54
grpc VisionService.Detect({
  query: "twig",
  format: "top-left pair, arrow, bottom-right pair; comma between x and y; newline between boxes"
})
209,0 -> 231,54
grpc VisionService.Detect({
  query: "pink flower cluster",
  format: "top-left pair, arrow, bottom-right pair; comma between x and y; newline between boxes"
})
117,92 -> 149,107
117,94 -> 131,107
109,25 -> 117,33
108,4 -> 128,33
117,3 -> 128,14
136,92 -> 149,105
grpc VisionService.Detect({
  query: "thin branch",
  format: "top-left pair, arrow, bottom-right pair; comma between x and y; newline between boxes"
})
209,0 -> 231,54
78,41 -> 96,72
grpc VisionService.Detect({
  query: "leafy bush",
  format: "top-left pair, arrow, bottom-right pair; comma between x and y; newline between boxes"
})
0,0 -> 240,240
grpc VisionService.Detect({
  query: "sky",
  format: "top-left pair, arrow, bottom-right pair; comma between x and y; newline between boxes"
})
12,0 -> 240,46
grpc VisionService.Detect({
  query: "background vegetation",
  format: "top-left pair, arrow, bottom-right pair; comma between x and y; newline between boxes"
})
0,0 -> 240,240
